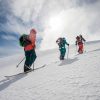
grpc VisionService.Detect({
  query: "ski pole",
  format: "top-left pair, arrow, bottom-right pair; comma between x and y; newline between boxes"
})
16,57 -> 25,68
67,46 -> 69,59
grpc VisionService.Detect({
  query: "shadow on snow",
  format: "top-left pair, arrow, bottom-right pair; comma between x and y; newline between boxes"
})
0,74 -> 27,91
59,57 -> 78,66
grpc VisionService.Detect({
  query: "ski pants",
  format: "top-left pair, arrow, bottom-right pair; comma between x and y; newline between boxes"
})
78,44 -> 83,54
24,49 -> 37,68
59,47 -> 66,59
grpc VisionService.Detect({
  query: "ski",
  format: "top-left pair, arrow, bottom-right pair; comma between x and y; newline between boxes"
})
5,64 -> 46,78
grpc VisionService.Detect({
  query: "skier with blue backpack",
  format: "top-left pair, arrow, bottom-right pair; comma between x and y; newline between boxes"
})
56,37 -> 69,60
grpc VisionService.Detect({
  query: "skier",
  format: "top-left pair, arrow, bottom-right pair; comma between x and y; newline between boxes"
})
75,35 -> 86,54
19,29 -> 37,72
56,37 -> 69,60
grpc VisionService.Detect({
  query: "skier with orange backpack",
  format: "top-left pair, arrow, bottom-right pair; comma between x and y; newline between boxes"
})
19,29 -> 37,72
75,35 -> 86,54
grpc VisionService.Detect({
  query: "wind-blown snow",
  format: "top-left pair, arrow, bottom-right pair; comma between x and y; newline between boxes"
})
0,41 -> 100,100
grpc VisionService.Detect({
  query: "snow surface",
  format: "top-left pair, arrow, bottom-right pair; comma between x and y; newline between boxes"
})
0,41 -> 100,100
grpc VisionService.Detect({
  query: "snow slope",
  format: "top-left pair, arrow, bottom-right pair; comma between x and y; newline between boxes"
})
0,41 -> 100,100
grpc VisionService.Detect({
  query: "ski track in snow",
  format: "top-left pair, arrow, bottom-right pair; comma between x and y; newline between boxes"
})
0,41 -> 100,100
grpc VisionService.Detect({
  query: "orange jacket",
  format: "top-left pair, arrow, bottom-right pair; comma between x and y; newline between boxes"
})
24,29 -> 36,51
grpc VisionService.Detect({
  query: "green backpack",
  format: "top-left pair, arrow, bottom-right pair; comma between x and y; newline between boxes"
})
19,34 -> 31,47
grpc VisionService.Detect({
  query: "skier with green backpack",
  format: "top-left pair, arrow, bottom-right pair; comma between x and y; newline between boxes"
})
19,29 -> 37,72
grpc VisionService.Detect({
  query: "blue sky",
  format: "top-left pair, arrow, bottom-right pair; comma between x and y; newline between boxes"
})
0,0 -> 100,50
